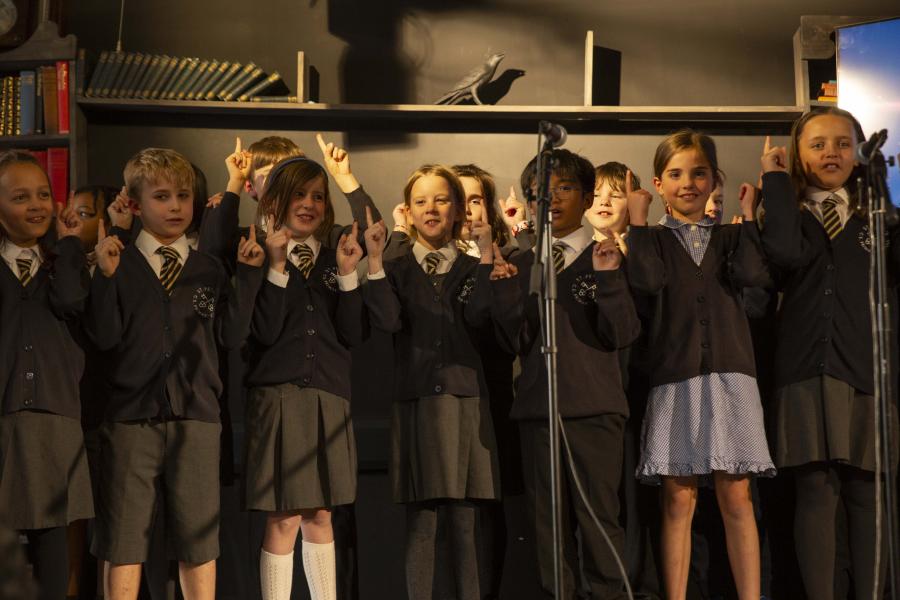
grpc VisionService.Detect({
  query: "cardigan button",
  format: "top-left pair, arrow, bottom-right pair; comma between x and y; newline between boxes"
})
23,398 -> 32,406
302,376 -> 311,385
433,295 -> 441,303
826,264 -> 835,271
23,345 -> 32,352
434,340 -> 442,348
697,295 -> 705,303
696,269 -> 703,278
820,336 -> 830,343
822,312 -> 831,319
824,288 -> 833,296
24,372 -> 34,381
434,385 -> 443,393
306,304 -> 315,312
817,362 -> 825,370
164,352 -> 171,359
307,328 -> 316,336
701,343 -> 710,349
700,319 -> 708,326
306,353 -> 315,360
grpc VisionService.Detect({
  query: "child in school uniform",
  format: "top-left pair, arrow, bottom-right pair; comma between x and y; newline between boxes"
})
363,164 -> 501,600
625,130 -> 774,600
87,148 -> 264,600
0,149 -> 94,600
490,149 -> 640,599
242,156 -> 369,600
759,107 -> 900,600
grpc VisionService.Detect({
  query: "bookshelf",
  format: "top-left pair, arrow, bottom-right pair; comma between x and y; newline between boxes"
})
0,20 -> 82,193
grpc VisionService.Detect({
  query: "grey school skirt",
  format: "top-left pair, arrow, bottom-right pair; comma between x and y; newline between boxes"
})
391,394 -> 501,504
244,384 -> 357,511
773,375 -> 899,471
0,410 -> 94,530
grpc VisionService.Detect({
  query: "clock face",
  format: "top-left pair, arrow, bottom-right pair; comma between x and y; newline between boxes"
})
0,1 -> 16,37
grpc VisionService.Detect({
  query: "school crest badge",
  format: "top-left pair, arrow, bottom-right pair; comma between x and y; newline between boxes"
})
857,224 -> 889,253
571,274 -> 597,305
322,266 -> 339,292
456,276 -> 476,304
192,286 -> 216,318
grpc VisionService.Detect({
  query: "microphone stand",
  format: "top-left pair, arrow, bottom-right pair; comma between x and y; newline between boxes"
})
529,132 -> 564,599
863,137 -> 900,600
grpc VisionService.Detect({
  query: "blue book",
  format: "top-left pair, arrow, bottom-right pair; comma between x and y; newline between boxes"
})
18,70 -> 36,136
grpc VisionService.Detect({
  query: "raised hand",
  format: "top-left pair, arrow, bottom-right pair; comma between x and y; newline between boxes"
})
625,170 -> 653,226
392,202 -> 409,233
56,193 -> 83,238
317,133 -> 359,193
225,136 -> 252,194
592,237 -> 622,271
263,214 -> 290,274
761,135 -> 788,173
738,182 -> 759,222
107,186 -> 133,230
94,218 -> 124,277
489,242 -> 518,280
336,221 -> 364,276
498,185 -> 526,232
237,224 -> 265,268
610,229 -> 628,257
469,208 -> 494,262
363,205 -> 387,273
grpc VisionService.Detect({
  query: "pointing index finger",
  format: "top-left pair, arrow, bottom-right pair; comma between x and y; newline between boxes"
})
316,133 -> 328,155
626,170 -> 634,195
764,135 -> 771,155
98,218 -> 107,241
235,137 -> 242,154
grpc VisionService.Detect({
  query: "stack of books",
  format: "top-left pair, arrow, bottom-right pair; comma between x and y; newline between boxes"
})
83,52 -> 284,102
1,62 -> 71,136
818,80 -> 837,103
30,147 -> 69,206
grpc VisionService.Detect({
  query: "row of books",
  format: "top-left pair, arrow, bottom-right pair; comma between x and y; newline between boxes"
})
818,80 -> 837,103
84,52 -> 283,102
31,147 -> 69,205
1,62 -> 70,137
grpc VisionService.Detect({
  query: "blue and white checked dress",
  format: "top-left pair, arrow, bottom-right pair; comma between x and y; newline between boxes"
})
636,215 -> 776,484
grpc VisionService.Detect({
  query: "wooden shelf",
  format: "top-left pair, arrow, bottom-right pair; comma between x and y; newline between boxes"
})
76,97 -> 804,135
0,134 -> 70,148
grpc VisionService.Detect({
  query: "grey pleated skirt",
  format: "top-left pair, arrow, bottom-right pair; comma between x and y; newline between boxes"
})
773,375 -> 899,471
391,394 -> 501,503
0,410 -> 94,530
244,384 -> 357,511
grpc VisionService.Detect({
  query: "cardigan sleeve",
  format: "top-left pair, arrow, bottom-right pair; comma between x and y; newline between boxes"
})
592,268 -> 641,351
217,262 -> 264,350
198,190 -> 241,274
48,235 -> 89,320
760,171 -> 815,271
623,225 -> 666,295
729,221 -> 774,290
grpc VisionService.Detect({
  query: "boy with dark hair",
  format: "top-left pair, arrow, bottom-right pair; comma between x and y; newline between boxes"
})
493,149 -> 639,598
88,147 -> 264,600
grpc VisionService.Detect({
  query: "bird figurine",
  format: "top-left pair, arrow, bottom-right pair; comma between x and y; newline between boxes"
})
435,52 -> 505,105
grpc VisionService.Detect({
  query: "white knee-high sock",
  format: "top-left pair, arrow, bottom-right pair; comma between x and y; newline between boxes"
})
301,540 -> 336,600
260,548 -> 294,600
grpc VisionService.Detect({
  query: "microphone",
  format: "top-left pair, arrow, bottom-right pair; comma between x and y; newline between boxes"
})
539,121 -> 568,148
855,129 -> 888,165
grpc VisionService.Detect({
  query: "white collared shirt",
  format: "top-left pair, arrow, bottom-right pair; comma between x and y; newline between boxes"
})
267,235 -> 359,291
1,239 -> 41,280
134,229 -> 191,278
412,239 -> 460,275
804,186 -> 851,228
552,226 -> 593,271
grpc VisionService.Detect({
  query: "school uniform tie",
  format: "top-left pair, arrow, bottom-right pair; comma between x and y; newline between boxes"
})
424,252 -> 442,275
552,242 -> 566,274
821,196 -> 843,239
16,252 -> 32,287
156,246 -> 183,293
291,243 -> 315,278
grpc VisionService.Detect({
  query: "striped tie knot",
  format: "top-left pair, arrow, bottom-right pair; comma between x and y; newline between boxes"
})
424,252 -> 442,275
291,243 -> 315,278
821,195 -> 843,240
156,246 -> 183,293
16,253 -> 32,286
552,242 -> 566,274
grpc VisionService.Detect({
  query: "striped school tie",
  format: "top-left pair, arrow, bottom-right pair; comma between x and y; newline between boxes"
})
156,246 -> 183,293
821,196 -> 843,239
552,242 -> 566,274
423,252 -> 442,275
16,254 -> 32,287
291,243 -> 315,278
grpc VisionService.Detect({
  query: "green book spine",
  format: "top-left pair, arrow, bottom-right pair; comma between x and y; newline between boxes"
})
130,54 -> 161,99
250,95 -> 298,103
119,53 -> 147,98
205,62 -> 242,100
167,58 -> 200,100
158,57 -> 190,99
185,59 -> 218,100
178,59 -> 210,100
218,63 -> 259,100
85,50 -> 111,97
150,57 -> 183,99
237,71 -> 281,102
107,52 -> 136,98
97,51 -> 126,97
142,55 -> 173,99
195,61 -> 230,100
14,76 -> 20,135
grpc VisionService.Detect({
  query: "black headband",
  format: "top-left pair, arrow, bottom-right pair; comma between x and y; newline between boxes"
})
265,156 -> 322,187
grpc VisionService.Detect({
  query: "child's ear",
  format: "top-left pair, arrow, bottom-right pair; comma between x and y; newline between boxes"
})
652,176 -> 664,197
245,180 -> 255,196
128,197 -> 141,216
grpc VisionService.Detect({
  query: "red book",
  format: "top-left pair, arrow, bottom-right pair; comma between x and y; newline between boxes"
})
31,149 -> 48,173
47,147 -> 68,205
40,66 -> 58,134
56,61 -> 70,134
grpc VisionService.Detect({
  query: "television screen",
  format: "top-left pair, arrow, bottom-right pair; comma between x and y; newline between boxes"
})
837,17 -> 900,205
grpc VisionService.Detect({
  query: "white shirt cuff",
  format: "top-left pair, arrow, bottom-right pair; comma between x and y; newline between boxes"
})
337,271 -> 359,291
367,269 -> 386,281
267,268 -> 289,288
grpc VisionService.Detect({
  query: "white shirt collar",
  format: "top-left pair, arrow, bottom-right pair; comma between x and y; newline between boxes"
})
806,186 -> 849,206
135,229 -> 191,265
288,236 -> 321,263
1,239 -> 42,266
552,226 -> 593,255
412,239 -> 459,268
